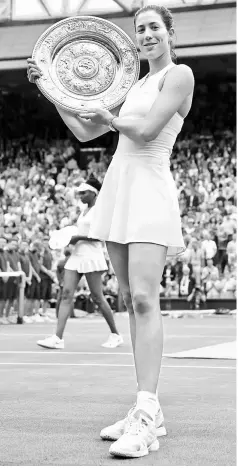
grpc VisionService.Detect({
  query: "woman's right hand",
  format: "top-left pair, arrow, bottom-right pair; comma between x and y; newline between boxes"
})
27,58 -> 43,83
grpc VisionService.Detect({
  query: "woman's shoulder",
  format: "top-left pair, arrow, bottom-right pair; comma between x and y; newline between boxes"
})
167,64 -> 194,87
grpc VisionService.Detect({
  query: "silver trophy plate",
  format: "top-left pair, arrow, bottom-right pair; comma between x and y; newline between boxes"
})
32,16 -> 140,112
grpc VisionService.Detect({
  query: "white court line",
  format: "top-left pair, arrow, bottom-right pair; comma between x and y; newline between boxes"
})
0,349 -> 235,356
0,362 -> 235,369
0,333 -> 235,338
183,325 -> 235,330
0,333 -> 53,336
0,351 -> 132,355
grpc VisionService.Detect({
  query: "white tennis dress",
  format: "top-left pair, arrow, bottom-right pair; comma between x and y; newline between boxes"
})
89,63 -> 186,256
65,206 -> 108,273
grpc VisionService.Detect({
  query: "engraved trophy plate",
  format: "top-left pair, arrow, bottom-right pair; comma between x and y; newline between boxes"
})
32,16 -> 140,112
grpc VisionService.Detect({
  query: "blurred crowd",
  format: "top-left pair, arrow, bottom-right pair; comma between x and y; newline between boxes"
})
0,82 -> 236,322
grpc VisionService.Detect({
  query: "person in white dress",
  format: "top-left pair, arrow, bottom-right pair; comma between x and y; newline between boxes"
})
27,4 -> 194,459
36,176 -> 123,350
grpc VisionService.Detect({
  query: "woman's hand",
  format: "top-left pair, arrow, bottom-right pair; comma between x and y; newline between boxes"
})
77,106 -> 114,126
27,58 -> 43,83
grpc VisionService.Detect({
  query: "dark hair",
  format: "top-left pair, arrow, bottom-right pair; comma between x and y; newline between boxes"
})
134,4 -> 177,62
86,174 -> 102,193
64,247 -> 71,257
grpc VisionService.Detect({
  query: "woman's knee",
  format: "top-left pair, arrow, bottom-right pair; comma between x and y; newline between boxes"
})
61,287 -> 74,304
132,291 -> 154,315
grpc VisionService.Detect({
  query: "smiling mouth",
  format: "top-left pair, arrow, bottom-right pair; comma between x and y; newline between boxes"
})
144,43 -> 157,47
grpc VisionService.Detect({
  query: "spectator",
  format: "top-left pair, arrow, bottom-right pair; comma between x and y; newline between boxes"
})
178,264 -> 196,299
216,220 -> 229,273
103,273 -> 119,310
0,236 -> 9,324
219,268 -> 236,299
56,247 -> 72,318
187,239 -> 204,286
161,261 -> 176,290
201,231 -> 217,263
19,240 -> 34,323
185,186 -> 200,210
215,187 -> 226,207
201,258 -> 219,285
183,217 -> 196,236
226,232 -> 236,265
39,236 -> 55,316
5,239 -> 21,322
27,241 -> 42,321
204,270 -> 221,299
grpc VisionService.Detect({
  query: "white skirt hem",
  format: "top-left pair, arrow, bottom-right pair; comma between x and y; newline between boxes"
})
89,231 -> 186,257
64,255 -> 108,274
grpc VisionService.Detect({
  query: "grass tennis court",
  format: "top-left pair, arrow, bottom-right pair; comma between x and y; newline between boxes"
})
0,314 -> 236,466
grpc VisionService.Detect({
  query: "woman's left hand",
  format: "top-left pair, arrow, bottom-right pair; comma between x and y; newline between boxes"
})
77,106 -> 113,126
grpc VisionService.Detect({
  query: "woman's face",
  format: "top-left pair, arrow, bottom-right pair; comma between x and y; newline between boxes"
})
79,190 -> 95,205
135,10 -> 170,60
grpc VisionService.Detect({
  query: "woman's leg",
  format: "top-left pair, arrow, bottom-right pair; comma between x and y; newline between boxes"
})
56,270 -> 82,339
128,243 -> 167,395
86,271 -> 119,335
55,287 -> 62,318
106,242 -> 136,352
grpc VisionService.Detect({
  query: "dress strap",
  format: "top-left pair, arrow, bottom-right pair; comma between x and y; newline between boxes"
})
158,63 -> 176,92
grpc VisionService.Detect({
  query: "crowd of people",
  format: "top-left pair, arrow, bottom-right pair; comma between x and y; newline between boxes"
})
0,81 -> 236,323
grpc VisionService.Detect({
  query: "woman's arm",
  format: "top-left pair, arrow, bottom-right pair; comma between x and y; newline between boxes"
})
78,65 -> 194,143
55,104 -> 122,143
55,106 -> 109,143
31,265 -> 41,282
69,235 -> 99,245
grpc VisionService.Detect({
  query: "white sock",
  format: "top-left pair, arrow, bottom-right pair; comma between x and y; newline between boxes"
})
136,385 -> 160,413
135,391 -> 158,422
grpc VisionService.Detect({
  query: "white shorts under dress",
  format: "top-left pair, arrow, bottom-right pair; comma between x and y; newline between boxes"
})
64,206 -> 108,274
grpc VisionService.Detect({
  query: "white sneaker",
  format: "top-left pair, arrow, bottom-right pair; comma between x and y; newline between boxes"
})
101,333 -> 123,348
109,413 -> 159,458
37,334 -> 64,349
100,405 -> 166,441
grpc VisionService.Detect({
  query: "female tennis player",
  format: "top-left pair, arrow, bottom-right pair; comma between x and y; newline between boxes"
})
37,176 -> 123,350
27,4 -> 194,458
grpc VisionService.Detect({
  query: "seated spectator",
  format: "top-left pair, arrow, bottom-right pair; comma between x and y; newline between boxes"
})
215,187 -> 226,207
178,264 -> 196,299
204,270 -> 221,299
183,217 -> 196,236
161,260 -> 177,292
103,273 -> 119,310
219,268 -> 236,299
226,232 -> 236,265
201,258 -> 219,284
163,278 -> 179,298
185,186 -> 200,210
201,231 -> 217,263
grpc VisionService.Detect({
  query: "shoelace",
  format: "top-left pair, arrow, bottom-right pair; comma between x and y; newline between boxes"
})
125,416 -> 148,436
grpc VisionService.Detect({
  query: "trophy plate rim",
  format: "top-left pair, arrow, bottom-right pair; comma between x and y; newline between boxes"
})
32,15 -> 140,112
